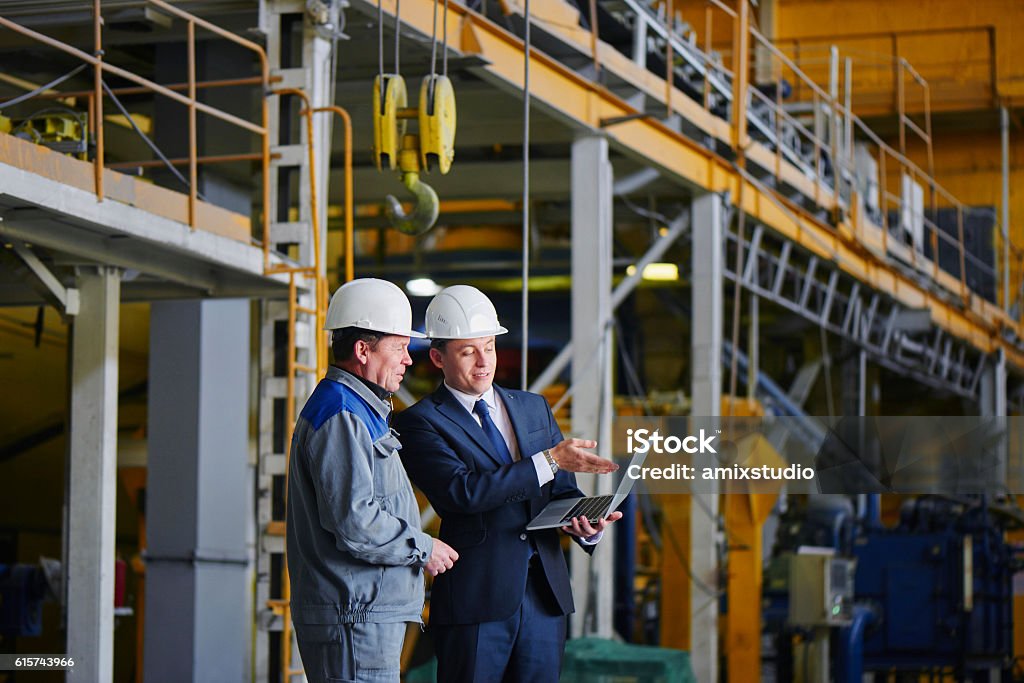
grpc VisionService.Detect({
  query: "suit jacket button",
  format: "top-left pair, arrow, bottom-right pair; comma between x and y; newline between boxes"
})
519,533 -> 527,541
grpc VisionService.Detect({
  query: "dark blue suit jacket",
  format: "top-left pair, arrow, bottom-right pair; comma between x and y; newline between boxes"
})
394,383 -> 592,626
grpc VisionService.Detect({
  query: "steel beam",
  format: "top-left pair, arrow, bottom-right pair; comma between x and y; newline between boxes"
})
66,267 -> 120,682
529,207 -> 688,394
690,192 -> 723,683
726,219 -> 986,399
10,242 -> 80,315
570,135 -> 614,638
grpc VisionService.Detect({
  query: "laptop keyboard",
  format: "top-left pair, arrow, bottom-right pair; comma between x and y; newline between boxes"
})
558,495 -> 614,525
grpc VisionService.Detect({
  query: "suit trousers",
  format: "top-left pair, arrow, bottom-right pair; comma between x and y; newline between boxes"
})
296,621 -> 407,683
433,562 -> 567,683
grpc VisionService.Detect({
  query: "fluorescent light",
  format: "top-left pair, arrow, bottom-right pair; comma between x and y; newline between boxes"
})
625,263 -> 678,281
642,263 -> 678,280
406,277 -> 442,297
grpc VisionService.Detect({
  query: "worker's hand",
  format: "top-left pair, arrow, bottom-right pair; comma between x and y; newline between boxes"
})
424,538 -> 459,577
549,438 -> 618,474
561,511 -> 623,538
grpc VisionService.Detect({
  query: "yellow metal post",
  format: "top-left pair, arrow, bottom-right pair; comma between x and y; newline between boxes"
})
93,0 -> 103,202
722,426 -> 782,683
658,495 -> 691,650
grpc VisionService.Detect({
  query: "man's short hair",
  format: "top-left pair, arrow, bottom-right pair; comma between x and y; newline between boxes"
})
429,339 -> 449,352
332,327 -> 384,362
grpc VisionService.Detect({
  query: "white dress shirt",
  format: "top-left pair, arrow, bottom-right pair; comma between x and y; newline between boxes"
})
444,382 -> 555,486
444,382 -> 602,544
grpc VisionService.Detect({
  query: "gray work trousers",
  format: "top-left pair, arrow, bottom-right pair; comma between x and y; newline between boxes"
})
296,622 -> 407,683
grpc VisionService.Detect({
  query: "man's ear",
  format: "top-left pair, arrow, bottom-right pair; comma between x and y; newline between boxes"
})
429,347 -> 444,370
352,339 -> 370,365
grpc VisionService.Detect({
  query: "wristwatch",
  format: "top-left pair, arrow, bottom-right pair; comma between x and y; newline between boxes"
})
542,449 -> 559,476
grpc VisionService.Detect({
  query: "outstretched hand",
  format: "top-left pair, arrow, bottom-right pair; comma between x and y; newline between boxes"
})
549,438 -> 618,474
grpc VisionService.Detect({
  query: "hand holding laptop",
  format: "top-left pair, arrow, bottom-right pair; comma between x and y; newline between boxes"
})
527,449 -> 647,531
561,510 -> 623,538
549,438 -> 618,474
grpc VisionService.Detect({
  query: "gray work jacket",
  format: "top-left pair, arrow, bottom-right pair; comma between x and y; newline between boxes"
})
286,366 -> 433,637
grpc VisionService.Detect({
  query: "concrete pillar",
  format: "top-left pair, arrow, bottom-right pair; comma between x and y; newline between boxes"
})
690,192 -> 723,683
979,349 -> 1007,491
754,0 -> 777,85
570,134 -> 615,638
66,267 -> 120,682
144,300 -> 251,682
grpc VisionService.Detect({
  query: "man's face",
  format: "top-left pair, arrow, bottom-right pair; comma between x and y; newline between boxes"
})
430,336 -> 497,396
359,335 -> 412,392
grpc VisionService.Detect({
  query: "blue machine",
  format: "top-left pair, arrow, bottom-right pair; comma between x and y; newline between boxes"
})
764,495 -> 1024,682
854,497 -> 1020,678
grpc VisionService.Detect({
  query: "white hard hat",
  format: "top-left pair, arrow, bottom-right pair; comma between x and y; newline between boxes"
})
324,278 -> 426,337
425,285 -> 509,339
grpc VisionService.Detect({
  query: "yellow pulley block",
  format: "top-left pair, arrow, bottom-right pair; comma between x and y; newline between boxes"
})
418,75 -> 456,175
372,74 -> 408,171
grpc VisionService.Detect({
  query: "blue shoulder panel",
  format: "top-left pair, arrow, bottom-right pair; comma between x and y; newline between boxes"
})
300,379 -> 388,440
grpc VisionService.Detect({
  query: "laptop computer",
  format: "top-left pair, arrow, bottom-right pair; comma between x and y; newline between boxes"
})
526,449 -> 647,530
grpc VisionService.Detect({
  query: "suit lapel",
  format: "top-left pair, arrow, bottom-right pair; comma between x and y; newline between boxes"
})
434,385 -> 508,469
496,386 -> 548,516
496,385 -> 531,463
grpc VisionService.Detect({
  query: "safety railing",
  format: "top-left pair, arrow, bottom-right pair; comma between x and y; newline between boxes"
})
0,0 -> 271,238
774,26 -> 997,116
603,0 -> 1022,319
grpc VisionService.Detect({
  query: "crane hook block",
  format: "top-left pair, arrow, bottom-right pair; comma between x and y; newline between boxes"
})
373,74 -> 408,171
418,75 -> 456,175
385,171 -> 440,236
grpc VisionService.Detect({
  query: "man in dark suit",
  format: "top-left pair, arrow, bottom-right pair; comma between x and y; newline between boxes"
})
394,285 -> 621,683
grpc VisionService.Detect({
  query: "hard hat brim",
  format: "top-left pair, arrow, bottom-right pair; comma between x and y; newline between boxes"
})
428,325 -> 508,340
323,323 -> 428,339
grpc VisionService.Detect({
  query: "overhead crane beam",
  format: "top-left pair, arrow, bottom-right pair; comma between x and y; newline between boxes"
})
351,0 -> 1024,372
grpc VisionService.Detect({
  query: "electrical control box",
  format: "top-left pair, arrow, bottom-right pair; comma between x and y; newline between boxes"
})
787,548 -> 855,627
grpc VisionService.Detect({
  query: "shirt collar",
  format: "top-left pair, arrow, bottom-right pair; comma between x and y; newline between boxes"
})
444,381 -> 497,416
326,366 -> 392,417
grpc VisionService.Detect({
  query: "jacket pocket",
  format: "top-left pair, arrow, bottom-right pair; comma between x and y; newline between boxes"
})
445,529 -> 487,549
520,426 -> 550,456
441,516 -> 487,549
371,432 -> 404,497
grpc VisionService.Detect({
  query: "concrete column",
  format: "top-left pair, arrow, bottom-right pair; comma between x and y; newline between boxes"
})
66,267 -> 120,682
690,192 -> 723,683
754,0 -> 777,85
570,134 -> 615,638
980,349 -> 1008,491
144,300 -> 251,682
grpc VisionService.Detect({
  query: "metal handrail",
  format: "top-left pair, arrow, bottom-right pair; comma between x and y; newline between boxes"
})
0,0 -> 270,238
310,105 -> 355,284
704,1 -> 1021,316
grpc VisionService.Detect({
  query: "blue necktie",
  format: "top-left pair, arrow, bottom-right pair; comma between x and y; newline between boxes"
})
474,399 -> 514,465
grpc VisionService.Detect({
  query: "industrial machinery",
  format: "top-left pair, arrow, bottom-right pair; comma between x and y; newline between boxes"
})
764,495 -> 1024,682
8,107 -> 89,158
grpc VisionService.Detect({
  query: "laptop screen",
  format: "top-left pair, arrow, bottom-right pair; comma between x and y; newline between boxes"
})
610,448 -> 648,509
